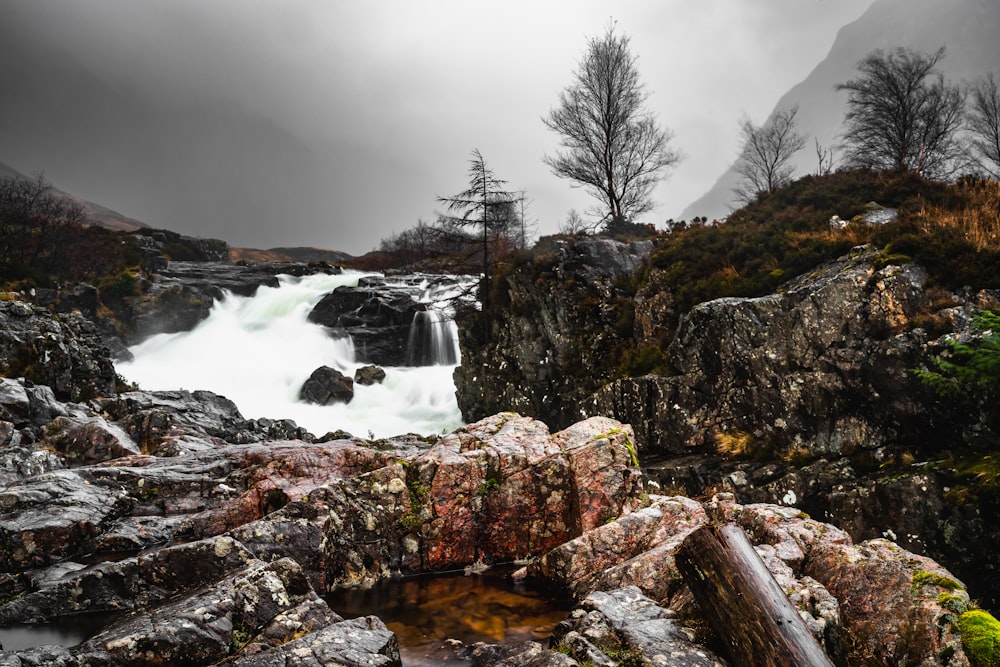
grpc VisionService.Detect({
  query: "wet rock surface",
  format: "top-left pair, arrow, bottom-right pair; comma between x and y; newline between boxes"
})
125,260 -> 342,343
0,300 -> 117,402
308,273 -> 473,367
0,370 -> 981,666
299,366 -> 355,405
457,241 -> 1000,613
455,237 -> 654,428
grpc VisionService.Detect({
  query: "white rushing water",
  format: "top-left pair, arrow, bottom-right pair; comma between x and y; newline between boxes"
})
115,271 -> 468,439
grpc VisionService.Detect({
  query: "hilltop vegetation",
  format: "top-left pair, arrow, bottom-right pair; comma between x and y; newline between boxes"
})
649,170 -> 1000,316
478,169 -> 1000,382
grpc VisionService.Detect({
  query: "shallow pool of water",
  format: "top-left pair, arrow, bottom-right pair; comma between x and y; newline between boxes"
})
325,567 -> 574,666
0,613 -> 115,652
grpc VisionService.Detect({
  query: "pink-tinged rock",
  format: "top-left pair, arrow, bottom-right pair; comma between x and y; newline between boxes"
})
803,538 -> 967,666
45,415 -> 141,464
729,501 -> 852,571
412,414 -> 643,571
532,495 -> 706,601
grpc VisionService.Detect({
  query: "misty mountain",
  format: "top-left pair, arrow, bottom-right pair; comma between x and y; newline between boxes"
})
681,0 -> 1000,222
0,160 -> 148,232
0,17 -> 370,253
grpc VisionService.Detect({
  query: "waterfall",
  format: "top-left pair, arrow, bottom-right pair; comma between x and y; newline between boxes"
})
115,271 -> 466,439
406,309 -> 458,366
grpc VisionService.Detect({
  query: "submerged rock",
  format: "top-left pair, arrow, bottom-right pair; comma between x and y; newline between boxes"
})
354,364 -> 386,385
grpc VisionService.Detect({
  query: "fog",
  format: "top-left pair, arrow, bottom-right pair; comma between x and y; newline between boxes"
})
0,1 -> 873,254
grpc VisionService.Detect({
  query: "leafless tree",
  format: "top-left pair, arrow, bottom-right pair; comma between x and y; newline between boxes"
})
733,105 -> 807,204
836,47 -> 966,179
543,25 -> 680,227
967,71 -> 1000,179
815,139 -> 836,176
559,209 -> 589,235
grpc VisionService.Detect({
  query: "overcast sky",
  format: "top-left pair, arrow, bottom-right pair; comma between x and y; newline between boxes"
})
0,0 -> 874,255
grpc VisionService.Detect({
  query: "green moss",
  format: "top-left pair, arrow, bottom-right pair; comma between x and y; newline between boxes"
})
477,477 -> 500,496
959,610 -> 1000,666
912,569 -> 963,593
601,428 -> 640,467
397,478 -> 431,532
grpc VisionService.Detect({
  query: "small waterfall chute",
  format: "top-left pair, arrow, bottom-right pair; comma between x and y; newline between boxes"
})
406,308 -> 458,366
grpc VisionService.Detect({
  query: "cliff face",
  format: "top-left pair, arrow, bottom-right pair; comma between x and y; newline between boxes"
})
455,239 -> 1000,609
590,247 -> 992,457
454,237 -> 654,429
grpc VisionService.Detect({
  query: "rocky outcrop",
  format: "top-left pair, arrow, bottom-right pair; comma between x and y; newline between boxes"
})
526,494 -> 971,666
0,383 -> 649,664
589,248 -> 988,457
454,237 -> 654,428
0,369 -> 985,665
0,298 -> 117,401
456,240 -> 1000,611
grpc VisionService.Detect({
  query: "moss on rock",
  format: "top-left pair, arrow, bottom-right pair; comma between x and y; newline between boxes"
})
960,609 -> 1000,666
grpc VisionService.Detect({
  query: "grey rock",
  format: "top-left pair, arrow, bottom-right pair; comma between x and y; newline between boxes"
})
299,366 -> 354,405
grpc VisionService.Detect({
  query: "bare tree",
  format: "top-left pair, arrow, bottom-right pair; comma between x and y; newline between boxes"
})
559,209 -> 589,235
836,47 -> 966,179
733,105 -> 807,204
437,149 -> 520,310
514,190 -> 539,249
814,139 -> 836,176
968,71 -> 1000,179
543,25 -> 680,227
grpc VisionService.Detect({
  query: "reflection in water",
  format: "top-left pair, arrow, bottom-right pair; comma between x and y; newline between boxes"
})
325,567 -> 573,667
0,613 -> 116,652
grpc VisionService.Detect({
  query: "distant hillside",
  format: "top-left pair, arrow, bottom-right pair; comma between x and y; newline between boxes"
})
1,160 -> 148,232
229,247 -> 353,264
682,0 -> 1000,221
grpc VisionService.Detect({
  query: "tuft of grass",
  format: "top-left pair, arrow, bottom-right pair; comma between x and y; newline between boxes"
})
714,430 -> 754,459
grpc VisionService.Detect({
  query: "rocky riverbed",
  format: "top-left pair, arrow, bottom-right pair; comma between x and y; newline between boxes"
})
0,254 -> 992,665
0,378 -> 980,665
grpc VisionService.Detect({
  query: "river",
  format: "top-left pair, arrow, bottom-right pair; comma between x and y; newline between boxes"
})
115,271 -> 470,439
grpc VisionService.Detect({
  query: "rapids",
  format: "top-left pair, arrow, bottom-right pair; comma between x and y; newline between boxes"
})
115,271 -> 470,439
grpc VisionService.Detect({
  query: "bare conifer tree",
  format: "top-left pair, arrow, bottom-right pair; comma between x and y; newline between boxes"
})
968,71 -> 1000,179
437,149 -> 520,311
733,105 -> 807,204
543,25 -> 679,227
836,47 -> 966,179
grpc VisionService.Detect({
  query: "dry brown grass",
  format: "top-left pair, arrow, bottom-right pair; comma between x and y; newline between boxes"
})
914,179 -> 1000,251
714,429 -> 754,459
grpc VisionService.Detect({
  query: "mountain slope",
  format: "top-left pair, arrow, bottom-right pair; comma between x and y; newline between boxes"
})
682,0 -> 1000,221
1,160 -> 148,232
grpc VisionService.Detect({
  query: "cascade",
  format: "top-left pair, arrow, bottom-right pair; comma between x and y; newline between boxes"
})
115,271 -> 466,439
406,308 -> 459,366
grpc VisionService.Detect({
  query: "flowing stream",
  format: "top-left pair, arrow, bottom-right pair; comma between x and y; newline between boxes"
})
115,271 -> 469,439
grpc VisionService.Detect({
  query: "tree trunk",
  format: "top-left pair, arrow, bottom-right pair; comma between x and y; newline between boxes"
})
675,523 -> 835,667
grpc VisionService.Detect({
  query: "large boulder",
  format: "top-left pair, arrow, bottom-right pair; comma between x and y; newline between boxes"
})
299,366 -> 354,404
308,284 -> 421,366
